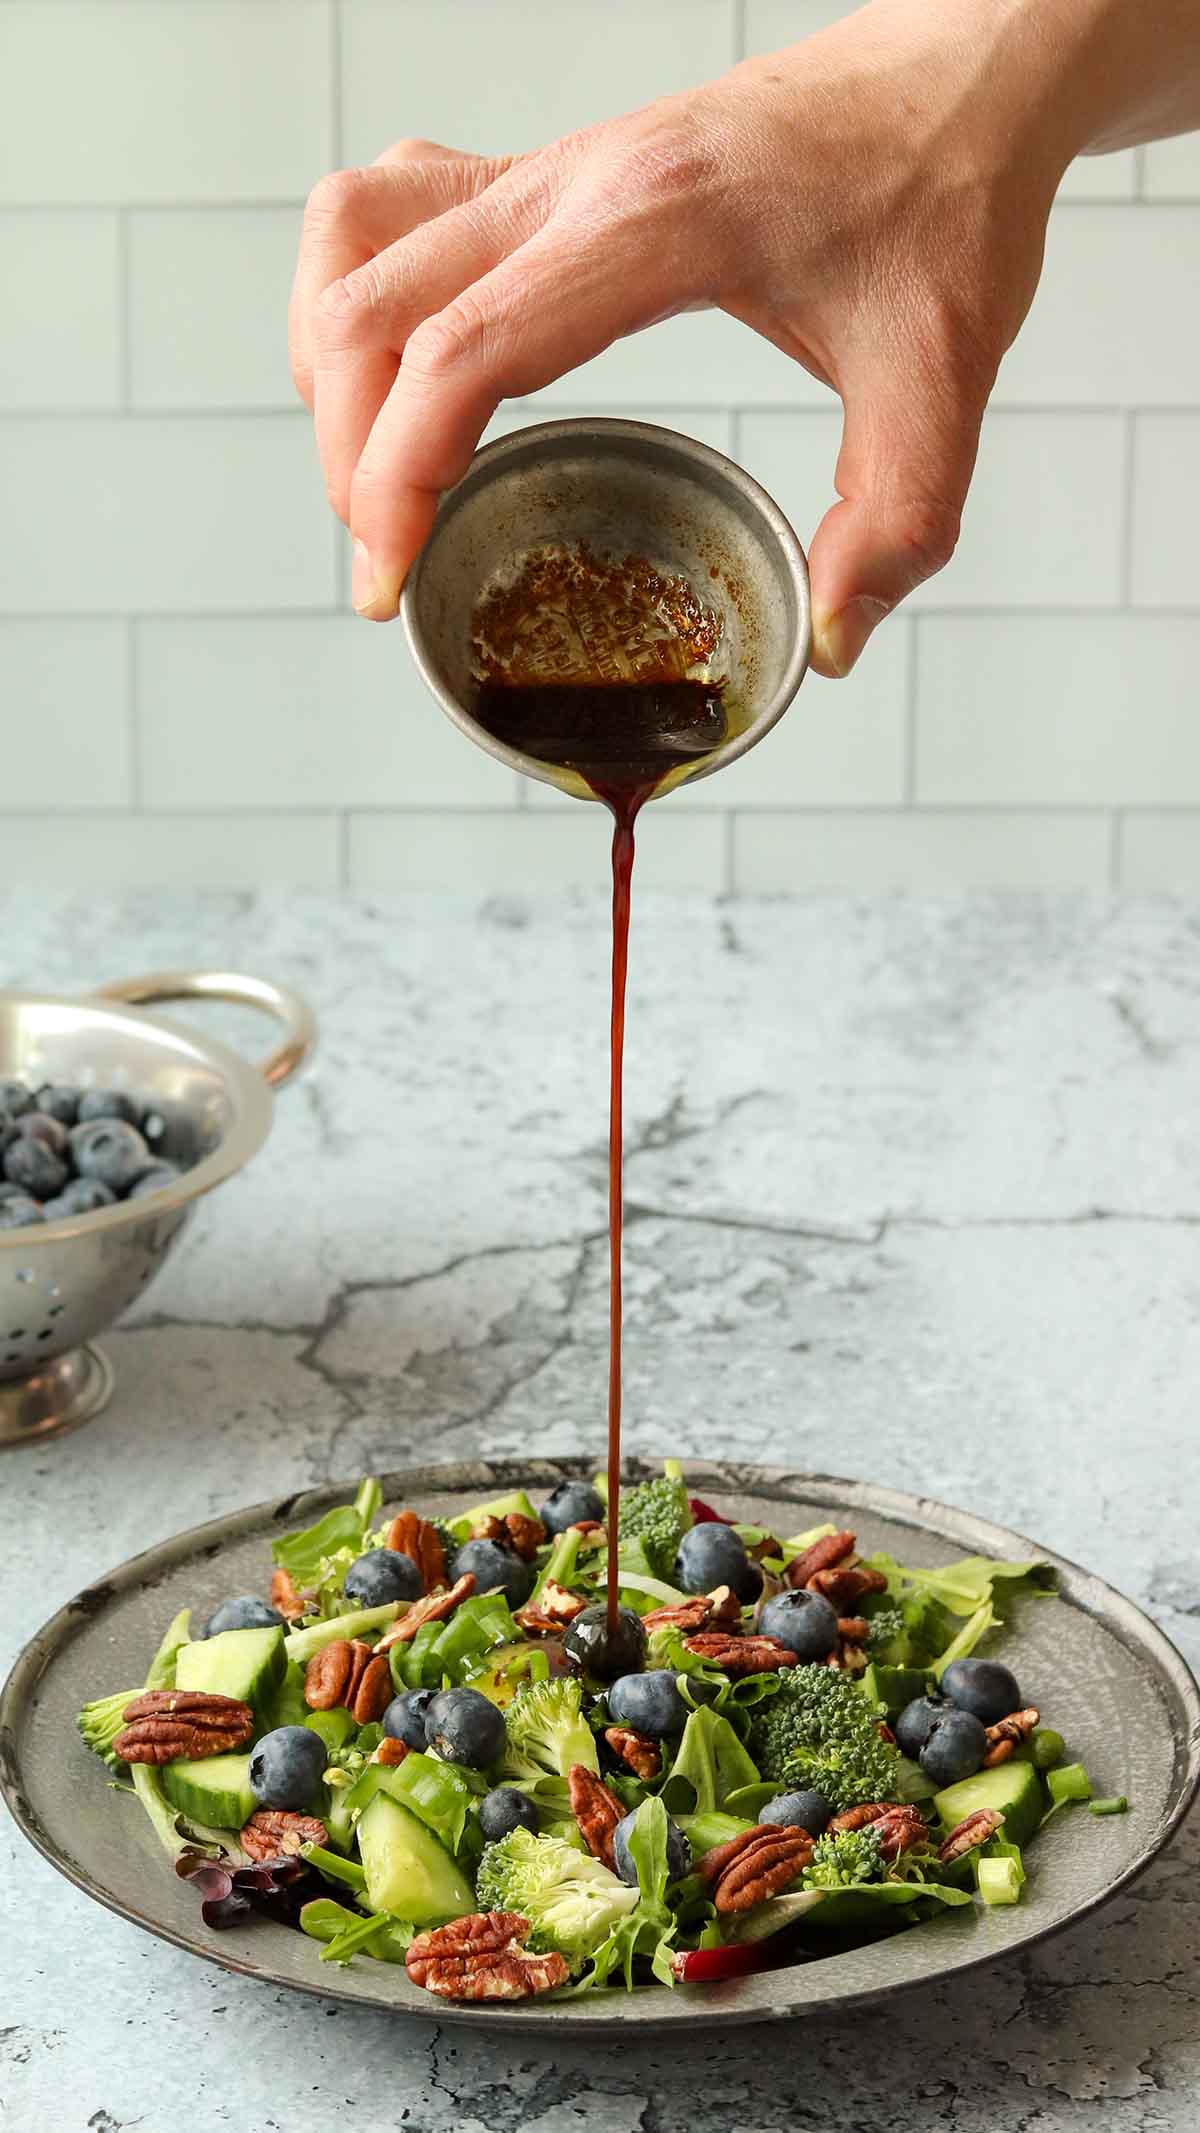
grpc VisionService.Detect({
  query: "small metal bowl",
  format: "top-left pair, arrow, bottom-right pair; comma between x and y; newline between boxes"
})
402,417 -> 810,799
0,970 -> 316,1447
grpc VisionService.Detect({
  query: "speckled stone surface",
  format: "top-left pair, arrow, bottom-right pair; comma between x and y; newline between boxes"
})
2,887 -> 1198,2133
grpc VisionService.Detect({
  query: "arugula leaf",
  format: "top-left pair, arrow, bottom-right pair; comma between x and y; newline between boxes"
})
660,1705 -> 761,1818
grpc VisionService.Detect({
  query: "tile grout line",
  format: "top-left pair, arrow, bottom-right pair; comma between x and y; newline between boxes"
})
731,0 -> 747,62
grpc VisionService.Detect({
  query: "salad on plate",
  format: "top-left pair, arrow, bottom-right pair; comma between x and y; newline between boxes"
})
77,1464 -> 1124,2002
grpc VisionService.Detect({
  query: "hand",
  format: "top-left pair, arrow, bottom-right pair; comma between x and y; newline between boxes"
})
290,0 -> 1077,673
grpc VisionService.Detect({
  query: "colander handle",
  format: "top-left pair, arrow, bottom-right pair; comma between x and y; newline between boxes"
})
91,971 -> 317,1090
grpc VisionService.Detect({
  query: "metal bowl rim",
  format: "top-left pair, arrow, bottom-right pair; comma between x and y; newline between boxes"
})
2,1455 -> 1196,2034
0,989 -> 275,1251
401,416 -> 812,798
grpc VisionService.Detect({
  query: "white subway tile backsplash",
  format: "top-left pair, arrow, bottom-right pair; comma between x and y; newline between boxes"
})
1143,133 -> 1200,201
342,0 -> 735,165
997,208 -> 1200,407
916,616 -> 1200,805
1130,415 -> 1200,610
0,622 -> 131,806
129,209 -> 301,410
348,808 -> 727,893
0,417 -> 334,614
139,617 -> 517,808
489,408 -> 734,457
0,814 -> 340,887
1117,813 -> 1200,891
1056,153 -> 1138,202
514,312 -> 828,412
739,410 -> 1124,609
0,214 -> 121,410
732,811 -> 1109,891
0,3 -> 331,205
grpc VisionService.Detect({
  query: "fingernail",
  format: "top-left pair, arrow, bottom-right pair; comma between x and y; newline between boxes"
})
817,596 -> 892,678
351,539 -> 399,620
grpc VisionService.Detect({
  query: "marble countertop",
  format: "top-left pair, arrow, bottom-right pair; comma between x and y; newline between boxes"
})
2,887 -> 1198,2133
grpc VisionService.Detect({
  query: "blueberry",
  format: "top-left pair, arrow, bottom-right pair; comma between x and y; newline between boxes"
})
563,1603 -> 647,1684
613,1808 -> 692,1888
0,1181 -> 31,1204
0,1194 -> 44,1229
0,1082 -> 34,1119
940,1658 -> 1022,1727
919,1707 -> 988,1787
140,1108 -> 169,1153
450,1538 -> 535,1608
18,1112 -> 70,1157
607,1668 -> 689,1740
3,1136 -> 68,1200
33,1085 -> 81,1125
71,1119 -> 151,1193
383,1688 -> 434,1750
343,1547 -> 424,1608
53,1177 -> 117,1216
199,1594 -> 285,1639
760,1788 -> 834,1835
894,1694 -> 948,1761
249,1724 -> 327,1809
127,1162 -> 183,1201
424,1687 -> 506,1769
674,1524 -> 762,1603
77,1088 -> 142,1127
479,1785 -> 540,1842
539,1480 -> 606,1536
758,1589 -> 840,1662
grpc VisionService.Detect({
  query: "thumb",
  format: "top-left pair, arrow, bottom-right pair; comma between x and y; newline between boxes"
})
807,360 -> 987,677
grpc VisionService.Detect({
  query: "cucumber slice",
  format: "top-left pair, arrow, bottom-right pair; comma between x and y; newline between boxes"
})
162,1752 -> 257,1831
861,1662 -> 930,1717
445,1489 -> 539,1544
934,1759 -> 1045,1850
175,1625 -> 286,1714
357,1794 -> 475,1924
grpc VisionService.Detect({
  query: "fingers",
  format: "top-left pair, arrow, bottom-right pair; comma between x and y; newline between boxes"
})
348,224 -> 692,618
806,353 -> 989,677
311,181 -> 535,524
288,146 -> 504,418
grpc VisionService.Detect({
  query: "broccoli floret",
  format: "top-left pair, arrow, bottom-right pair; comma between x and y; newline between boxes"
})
475,1827 -> 639,1972
617,1460 -> 691,1582
802,1825 -> 885,1889
866,1606 -> 906,1652
747,1665 -> 901,1810
77,1688 -> 139,1769
500,1677 -> 599,1788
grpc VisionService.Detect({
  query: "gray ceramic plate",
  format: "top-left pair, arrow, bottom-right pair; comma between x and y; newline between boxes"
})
2,1459 -> 1198,2033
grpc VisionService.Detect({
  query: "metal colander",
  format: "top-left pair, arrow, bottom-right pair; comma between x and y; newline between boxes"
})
0,971 -> 316,1447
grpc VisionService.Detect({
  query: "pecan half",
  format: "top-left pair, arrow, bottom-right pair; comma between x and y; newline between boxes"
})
683,1631 -> 800,1676
240,1809 -> 327,1863
514,1581 -> 586,1635
504,1512 -> 546,1562
370,1737 -> 409,1767
352,1652 -> 393,1725
872,1806 -> 930,1860
938,1807 -> 1006,1863
808,1564 -> 889,1610
471,1514 -> 506,1543
567,1763 -> 624,1870
269,1567 -> 313,1623
827,1802 -> 891,1834
838,1643 -> 869,1676
983,1707 -> 1040,1766
304,1637 -> 372,1712
836,1616 -> 871,1643
784,1530 -> 857,1590
642,1594 -> 713,1633
604,1725 -> 661,1780
406,1913 -> 570,2001
699,1826 -> 813,1914
375,1573 -> 476,1653
113,1690 -> 254,1764
382,1510 -> 446,1593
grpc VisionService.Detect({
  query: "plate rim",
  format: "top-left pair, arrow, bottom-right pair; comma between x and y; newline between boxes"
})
3,1455 -> 1198,2035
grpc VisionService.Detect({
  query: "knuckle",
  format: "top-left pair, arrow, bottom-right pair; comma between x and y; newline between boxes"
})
313,259 -> 385,340
896,491 -> 962,578
304,166 -> 371,229
387,135 -> 447,168
405,292 -> 490,384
